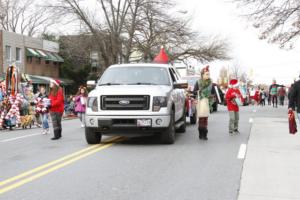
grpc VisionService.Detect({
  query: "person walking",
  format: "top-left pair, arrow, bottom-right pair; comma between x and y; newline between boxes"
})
34,86 -> 50,134
74,86 -> 88,127
269,79 -> 284,108
193,65 -> 213,140
278,87 -> 286,106
48,79 -> 64,140
225,79 -> 243,135
288,76 -> 300,123
259,88 -> 266,106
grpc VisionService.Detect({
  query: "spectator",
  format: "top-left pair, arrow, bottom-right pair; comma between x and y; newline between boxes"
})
74,86 -> 88,128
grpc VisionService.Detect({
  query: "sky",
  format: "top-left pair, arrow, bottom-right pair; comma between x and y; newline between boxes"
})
174,0 -> 300,85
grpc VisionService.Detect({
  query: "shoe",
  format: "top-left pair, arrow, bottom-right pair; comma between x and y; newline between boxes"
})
51,137 -> 60,140
81,124 -> 85,128
42,130 -> 46,135
229,131 -> 234,136
234,130 -> 240,134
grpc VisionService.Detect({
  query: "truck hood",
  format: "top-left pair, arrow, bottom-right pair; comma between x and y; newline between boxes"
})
89,85 -> 172,97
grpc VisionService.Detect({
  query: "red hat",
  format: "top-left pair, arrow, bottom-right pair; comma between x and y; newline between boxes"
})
153,47 -> 169,64
229,79 -> 239,87
201,65 -> 210,74
51,79 -> 61,86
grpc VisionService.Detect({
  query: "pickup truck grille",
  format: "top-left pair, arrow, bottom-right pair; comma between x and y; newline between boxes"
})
101,95 -> 150,110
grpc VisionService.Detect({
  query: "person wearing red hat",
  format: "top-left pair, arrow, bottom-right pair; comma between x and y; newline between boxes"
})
193,65 -> 213,140
48,79 -> 64,140
225,79 -> 243,135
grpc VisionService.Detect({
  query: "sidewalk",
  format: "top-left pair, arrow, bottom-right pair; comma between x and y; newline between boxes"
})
238,115 -> 300,199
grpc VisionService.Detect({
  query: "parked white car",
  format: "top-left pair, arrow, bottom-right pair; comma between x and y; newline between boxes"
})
85,63 -> 188,144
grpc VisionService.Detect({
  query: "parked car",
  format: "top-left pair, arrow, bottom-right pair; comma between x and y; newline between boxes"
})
85,63 -> 188,144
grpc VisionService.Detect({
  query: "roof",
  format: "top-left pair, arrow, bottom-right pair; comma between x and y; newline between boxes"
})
109,63 -> 171,69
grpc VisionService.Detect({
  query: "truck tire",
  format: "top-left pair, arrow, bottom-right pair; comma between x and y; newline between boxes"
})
190,111 -> 197,124
177,107 -> 186,133
161,110 -> 175,144
85,127 -> 102,144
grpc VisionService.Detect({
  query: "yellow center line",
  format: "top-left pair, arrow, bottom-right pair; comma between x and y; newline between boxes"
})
0,139 -> 123,195
0,136 -> 122,187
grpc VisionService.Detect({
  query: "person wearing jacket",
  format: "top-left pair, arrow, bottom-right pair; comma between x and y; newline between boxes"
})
34,86 -> 50,134
74,86 -> 88,127
269,79 -> 284,108
288,76 -> 300,123
226,79 -> 243,135
48,79 -> 64,140
193,65 -> 213,140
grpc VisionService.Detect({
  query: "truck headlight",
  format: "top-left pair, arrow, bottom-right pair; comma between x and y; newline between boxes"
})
87,97 -> 98,112
153,96 -> 167,112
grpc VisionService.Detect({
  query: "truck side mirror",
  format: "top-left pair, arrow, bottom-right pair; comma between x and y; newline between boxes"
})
173,80 -> 188,89
87,80 -> 96,89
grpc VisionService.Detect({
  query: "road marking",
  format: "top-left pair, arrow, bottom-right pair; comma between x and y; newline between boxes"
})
0,139 -> 122,195
0,133 -> 41,143
237,144 -> 247,159
249,118 -> 253,123
0,136 -> 122,189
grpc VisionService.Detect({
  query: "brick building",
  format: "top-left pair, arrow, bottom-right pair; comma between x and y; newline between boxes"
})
0,30 -> 64,82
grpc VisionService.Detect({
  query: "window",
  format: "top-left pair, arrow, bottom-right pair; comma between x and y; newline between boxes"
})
45,60 -> 50,64
5,46 -> 11,61
27,57 -> 32,63
16,48 -> 21,62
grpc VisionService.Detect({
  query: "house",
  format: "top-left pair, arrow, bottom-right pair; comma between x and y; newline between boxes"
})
0,30 -> 70,92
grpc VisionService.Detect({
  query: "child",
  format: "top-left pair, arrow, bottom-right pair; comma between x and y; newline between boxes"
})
74,86 -> 88,128
225,79 -> 243,135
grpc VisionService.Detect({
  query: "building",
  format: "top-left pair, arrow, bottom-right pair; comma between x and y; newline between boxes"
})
0,30 -> 65,85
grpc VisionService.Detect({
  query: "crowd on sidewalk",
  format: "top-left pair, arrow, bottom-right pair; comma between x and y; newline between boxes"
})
0,66 -> 88,140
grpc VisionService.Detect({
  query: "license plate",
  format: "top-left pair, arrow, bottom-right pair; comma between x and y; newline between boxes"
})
137,119 -> 151,127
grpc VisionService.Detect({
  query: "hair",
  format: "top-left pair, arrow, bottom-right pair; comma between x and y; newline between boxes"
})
49,84 -> 60,96
76,86 -> 88,97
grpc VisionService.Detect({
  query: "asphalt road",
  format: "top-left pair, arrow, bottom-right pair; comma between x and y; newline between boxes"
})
0,105 -> 262,200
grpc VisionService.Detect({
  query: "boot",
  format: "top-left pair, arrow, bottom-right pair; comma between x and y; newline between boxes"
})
58,128 -> 62,138
198,127 -> 204,140
51,129 -> 60,140
203,128 -> 208,140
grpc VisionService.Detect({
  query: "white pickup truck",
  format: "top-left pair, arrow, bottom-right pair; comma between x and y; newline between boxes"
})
85,63 -> 187,144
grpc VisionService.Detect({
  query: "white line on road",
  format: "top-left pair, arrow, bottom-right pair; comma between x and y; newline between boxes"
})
237,144 -> 247,159
0,133 -> 41,143
249,118 -> 253,123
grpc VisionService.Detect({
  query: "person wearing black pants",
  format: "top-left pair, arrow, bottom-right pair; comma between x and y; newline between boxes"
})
48,79 -> 64,140
269,79 -> 284,108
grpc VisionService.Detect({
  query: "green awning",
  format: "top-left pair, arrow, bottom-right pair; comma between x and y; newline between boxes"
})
26,48 -> 41,57
52,52 -> 64,62
35,49 -> 48,59
45,52 -> 59,62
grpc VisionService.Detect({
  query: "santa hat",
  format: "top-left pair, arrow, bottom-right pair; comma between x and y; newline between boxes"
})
229,79 -> 239,87
50,79 -> 61,86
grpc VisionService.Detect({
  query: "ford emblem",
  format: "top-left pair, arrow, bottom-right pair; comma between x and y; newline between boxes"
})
119,100 -> 130,105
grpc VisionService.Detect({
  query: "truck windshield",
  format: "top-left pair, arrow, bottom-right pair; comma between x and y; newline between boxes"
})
98,67 -> 171,86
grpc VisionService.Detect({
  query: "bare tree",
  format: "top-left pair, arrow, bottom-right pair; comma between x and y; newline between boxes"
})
0,0 -> 57,36
233,0 -> 300,48
50,0 -> 230,73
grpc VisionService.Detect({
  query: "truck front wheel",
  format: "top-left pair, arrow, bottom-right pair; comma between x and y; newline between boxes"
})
85,127 -> 102,144
160,111 -> 175,144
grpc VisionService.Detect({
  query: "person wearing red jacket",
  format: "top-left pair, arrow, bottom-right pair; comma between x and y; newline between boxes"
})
226,79 -> 243,135
48,79 -> 64,140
